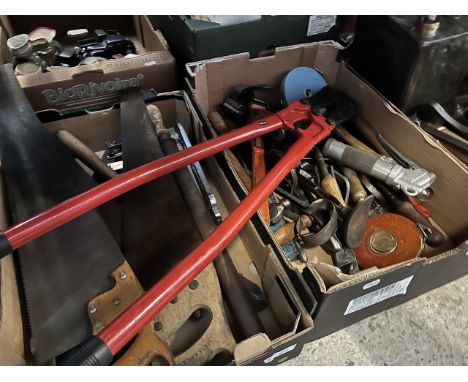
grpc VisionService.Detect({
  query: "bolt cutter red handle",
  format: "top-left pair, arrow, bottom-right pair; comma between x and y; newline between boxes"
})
0,85 -> 356,365
0,101 -> 312,258
60,109 -> 334,365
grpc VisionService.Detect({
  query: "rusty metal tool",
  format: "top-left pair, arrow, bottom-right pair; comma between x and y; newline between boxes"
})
51,87 -> 356,365
355,213 -> 424,269
0,63 -> 126,364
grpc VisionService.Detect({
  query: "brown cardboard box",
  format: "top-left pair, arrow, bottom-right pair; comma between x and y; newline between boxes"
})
185,42 -> 468,342
0,16 -> 176,112
0,89 -> 314,365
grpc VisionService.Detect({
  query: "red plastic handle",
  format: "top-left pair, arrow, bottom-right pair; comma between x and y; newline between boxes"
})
98,114 -> 333,355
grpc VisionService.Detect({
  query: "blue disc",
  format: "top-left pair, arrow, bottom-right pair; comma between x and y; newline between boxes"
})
281,67 -> 327,105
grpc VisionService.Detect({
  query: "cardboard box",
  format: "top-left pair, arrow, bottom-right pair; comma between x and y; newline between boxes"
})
0,16 -> 176,112
0,88 -> 316,365
149,15 -> 347,63
185,42 -> 468,343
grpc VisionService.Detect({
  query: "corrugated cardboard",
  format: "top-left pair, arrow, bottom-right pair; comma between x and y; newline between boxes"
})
0,16 -> 176,112
185,42 -> 468,342
0,89 -> 314,365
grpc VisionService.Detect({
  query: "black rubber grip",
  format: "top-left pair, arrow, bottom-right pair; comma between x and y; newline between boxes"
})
59,336 -> 113,366
0,233 -> 13,259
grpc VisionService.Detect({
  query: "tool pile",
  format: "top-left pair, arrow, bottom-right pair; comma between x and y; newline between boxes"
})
209,66 -> 443,275
0,61 -> 444,366
0,62 -> 315,366
6,27 -> 136,75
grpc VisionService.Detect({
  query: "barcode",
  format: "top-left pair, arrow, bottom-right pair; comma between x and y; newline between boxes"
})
344,275 -> 414,315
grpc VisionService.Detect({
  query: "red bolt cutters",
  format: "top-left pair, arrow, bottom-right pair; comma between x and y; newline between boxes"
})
0,87 -> 356,365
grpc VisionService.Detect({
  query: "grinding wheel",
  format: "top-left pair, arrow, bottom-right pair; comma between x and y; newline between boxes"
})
355,213 -> 424,269
281,67 -> 327,105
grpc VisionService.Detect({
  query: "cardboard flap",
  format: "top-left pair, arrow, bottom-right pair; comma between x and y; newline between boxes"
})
234,333 -> 271,365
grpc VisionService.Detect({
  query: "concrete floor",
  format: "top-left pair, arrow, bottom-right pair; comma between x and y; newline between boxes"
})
285,275 -> 468,366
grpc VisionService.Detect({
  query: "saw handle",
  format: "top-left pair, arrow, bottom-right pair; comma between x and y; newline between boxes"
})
59,336 -> 113,366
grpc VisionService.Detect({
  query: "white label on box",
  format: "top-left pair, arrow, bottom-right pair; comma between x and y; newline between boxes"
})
363,279 -> 381,290
307,16 -> 337,36
344,275 -> 414,316
263,344 -> 297,364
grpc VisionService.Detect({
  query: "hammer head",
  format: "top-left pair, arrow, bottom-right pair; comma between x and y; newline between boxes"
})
302,86 -> 357,125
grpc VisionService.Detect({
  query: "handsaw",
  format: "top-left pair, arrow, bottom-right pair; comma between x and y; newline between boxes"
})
119,88 -> 201,289
0,64 -> 126,364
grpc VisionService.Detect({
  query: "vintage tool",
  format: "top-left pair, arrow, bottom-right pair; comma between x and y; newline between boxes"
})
269,199 -> 295,225
325,234 -> 359,274
154,264 -> 237,365
157,113 -> 264,341
412,102 -> 468,154
342,167 -> 366,204
333,125 -> 380,156
56,130 -> 118,180
373,182 -> 444,247
297,199 -> 339,249
146,104 -> 165,132
323,138 -> 436,198
296,162 -> 363,271
274,215 -> 312,246
208,110 -> 255,191
352,117 -> 389,155
313,148 -> 347,208
119,88 -> 201,289
84,262 -> 174,366
175,123 -> 223,225
26,87 -> 357,365
314,148 -> 372,249
355,213 -> 424,269
419,124 -> 468,154
0,64 -> 126,364
281,67 -> 327,105
332,129 -> 433,216
358,174 -> 387,205
208,110 -> 232,135
252,136 -> 270,221
221,85 -> 273,221
221,85 -> 275,124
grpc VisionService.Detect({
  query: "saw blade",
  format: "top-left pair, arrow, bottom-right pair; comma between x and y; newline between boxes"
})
120,89 -> 202,289
0,64 -> 126,364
